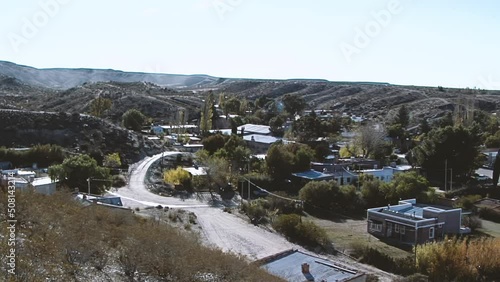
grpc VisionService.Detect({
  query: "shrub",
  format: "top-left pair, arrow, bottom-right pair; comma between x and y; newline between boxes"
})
272,214 -> 333,252
462,215 -> 482,231
453,194 -> 482,210
112,175 -> 127,187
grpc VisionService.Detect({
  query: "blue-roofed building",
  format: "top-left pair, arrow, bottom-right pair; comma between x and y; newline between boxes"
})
367,199 -> 467,245
292,168 -> 358,185
258,249 -> 366,282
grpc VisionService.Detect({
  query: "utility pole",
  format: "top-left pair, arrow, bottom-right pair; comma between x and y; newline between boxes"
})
444,159 -> 448,192
450,168 -> 453,191
87,178 -> 91,195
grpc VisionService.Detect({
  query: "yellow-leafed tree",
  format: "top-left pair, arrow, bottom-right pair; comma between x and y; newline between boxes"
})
163,167 -> 191,190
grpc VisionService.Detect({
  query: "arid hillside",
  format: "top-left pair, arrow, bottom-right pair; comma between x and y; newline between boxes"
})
0,110 -> 162,164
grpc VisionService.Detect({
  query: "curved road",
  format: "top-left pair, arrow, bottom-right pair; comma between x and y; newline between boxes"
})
109,152 -> 398,280
109,151 -> 297,260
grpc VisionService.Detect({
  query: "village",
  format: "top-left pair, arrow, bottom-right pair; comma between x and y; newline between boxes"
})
2,91 -> 500,281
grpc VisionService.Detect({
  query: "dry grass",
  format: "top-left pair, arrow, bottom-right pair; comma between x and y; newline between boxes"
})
309,217 -> 410,259
0,191 -> 283,282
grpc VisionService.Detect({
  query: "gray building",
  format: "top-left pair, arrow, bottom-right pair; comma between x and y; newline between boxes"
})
367,199 -> 466,245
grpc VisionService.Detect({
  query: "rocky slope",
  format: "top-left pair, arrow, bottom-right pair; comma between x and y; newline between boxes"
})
0,110 -> 162,164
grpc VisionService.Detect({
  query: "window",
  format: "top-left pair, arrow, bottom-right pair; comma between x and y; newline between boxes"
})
400,226 -> 405,234
370,222 -> 382,232
347,177 -> 351,183
395,224 -> 400,233
429,227 -> 435,239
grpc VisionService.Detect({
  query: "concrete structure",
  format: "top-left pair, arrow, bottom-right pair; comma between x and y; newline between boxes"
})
367,199 -> 465,245
258,249 -> 366,282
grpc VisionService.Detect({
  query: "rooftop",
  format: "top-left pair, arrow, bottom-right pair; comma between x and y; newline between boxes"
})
260,250 -> 362,282
182,167 -> 207,176
237,124 -> 271,135
32,177 -> 57,186
243,134 -> 280,144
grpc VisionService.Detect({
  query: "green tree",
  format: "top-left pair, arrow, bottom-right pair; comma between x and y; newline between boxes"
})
122,109 -> 146,131
385,171 -> 431,203
222,97 -> 241,116
282,94 -> 306,116
103,153 -> 121,168
266,143 -> 295,181
90,97 -> 112,118
202,134 -> 226,155
266,142 -> 314,181
48,154 -> 111,194
394,105 -> 410,128
269,115 -> 285,137
419,118 -> 431,134
412,125 -> 482,182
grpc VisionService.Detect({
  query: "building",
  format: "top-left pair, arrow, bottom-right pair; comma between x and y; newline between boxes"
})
237,124 -> 271,136
367,199 -> 467,245
292,168 -> 358,186
243,134 -> 281,154
1,175 -> 57,195
258,249 -> 366,282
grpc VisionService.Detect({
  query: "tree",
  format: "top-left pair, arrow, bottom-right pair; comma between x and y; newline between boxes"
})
385,171 -> 431,203
394,105 -> 410,128
164,167 -> 192,190
195,150 -> 231,192
412,125 -> 482,183
269,115 -> 285,137
48,154 -> 111,194
122,109 -> 146,131
89,97 -> 112,118
103,153 -> 121,168
200,92 -> 216,134
266,142 -> 314,181
282,94 -> 306,116
222,97 -> 241,116
202,134 -> 226,155
419,118 -> 431,134
353,123 -> 390,159
493,149 -> 500,188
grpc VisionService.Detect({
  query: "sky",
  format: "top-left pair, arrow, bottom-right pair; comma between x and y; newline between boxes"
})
1,0 -> 499,89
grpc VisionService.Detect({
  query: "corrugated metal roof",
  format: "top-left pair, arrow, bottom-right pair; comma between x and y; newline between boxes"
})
243,134 -> 280,144
237,124 -> 271,135
261,250 -> 360,282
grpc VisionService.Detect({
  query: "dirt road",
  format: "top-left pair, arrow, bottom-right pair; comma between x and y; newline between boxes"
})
110,152 -> 297,260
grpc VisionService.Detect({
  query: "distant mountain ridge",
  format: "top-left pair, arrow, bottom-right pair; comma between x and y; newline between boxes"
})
0,61 -> 224,89
0,60 -> 392,90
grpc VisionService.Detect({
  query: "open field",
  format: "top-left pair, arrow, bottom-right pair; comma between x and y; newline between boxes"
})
309,217 -> 411,259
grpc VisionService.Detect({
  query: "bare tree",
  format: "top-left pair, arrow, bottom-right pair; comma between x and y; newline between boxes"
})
353,123 -> 388,158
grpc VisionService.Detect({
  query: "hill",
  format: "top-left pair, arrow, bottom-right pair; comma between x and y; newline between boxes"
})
0,110 -> 162,164
0,61 -> 223,89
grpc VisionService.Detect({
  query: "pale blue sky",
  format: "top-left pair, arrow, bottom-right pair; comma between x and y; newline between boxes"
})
1,0 -> 499,89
